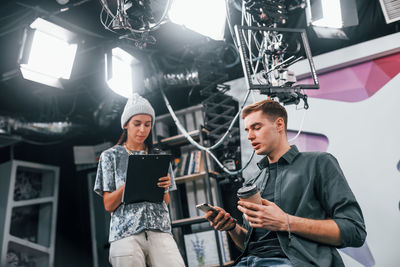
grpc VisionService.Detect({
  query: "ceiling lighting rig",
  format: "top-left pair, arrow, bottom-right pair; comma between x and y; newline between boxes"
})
227,0 -> 319,109
244,0 -> 288,26
99,0 -> 171,47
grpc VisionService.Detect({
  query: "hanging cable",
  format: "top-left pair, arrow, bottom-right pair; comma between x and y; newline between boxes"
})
162,88 -> 250,151
288,106 -> 307,143
161,88 -> 254,176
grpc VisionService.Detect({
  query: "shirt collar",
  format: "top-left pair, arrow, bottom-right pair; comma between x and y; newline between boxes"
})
256,156 -> 270,170
256,145 -> 299,170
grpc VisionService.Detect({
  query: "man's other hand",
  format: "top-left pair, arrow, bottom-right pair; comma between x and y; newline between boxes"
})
238,199 -> 286,231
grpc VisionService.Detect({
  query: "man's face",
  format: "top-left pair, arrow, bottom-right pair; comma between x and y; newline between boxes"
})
244,110 -> 280,156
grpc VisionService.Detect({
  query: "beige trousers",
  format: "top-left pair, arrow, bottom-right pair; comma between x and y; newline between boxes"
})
109,231 -> 185,267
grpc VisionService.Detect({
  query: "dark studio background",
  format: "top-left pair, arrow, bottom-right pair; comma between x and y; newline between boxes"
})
0,0 -> 398,266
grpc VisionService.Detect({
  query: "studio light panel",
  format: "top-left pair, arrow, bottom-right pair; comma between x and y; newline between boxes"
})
19,18 -> 77,88
169,0 -> 227,40
105,47 -> 142,98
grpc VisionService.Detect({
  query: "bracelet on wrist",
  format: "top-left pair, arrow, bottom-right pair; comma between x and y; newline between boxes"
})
285,213 -> 292,240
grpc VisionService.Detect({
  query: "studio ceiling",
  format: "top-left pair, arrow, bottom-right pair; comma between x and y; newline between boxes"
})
0,0 -> 397,145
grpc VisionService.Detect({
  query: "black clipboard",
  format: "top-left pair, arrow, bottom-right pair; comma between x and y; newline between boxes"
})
123,154 -> 171,204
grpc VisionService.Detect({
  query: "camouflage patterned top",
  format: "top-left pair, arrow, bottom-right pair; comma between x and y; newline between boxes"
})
94,145 -> 176,242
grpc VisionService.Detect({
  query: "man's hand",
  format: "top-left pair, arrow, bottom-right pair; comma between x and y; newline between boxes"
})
204,206 -> 248,250
237,198 -> 287,231
205,206 -> 236,232
239,199 -> 343,246
157,174 -> 171,189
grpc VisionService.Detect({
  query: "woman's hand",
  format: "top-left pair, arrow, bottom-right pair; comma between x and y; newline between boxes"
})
103,183 -> 125,213
157,174 -> 171,189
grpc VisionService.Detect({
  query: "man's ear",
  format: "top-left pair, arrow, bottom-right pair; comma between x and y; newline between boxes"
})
275,117 -> 285,132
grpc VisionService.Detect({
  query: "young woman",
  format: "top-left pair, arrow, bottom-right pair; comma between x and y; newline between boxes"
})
94,94 -> 185,267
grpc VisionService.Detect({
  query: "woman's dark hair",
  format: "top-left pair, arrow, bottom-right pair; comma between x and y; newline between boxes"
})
116,128 -> 154,153
145,130 -> 154,153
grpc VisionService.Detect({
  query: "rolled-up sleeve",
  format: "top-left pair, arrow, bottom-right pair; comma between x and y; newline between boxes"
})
317,153 -> 367,248
94,151 -> 116,196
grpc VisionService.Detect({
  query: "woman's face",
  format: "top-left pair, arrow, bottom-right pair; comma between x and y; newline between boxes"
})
124,114 -> 152,146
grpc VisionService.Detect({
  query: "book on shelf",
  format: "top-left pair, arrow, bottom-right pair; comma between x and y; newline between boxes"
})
175,149 -> 213,177
198,151 -> 214,174
181,152 -> 191,176
193,150 -> 202,174
173,157 -> 182,177
187,150 -> 195,175
188,150 -> 202,175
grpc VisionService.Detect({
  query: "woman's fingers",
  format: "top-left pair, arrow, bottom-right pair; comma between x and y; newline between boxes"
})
157,176 -> 170,188
158,176 -> 170,181
157,182 -> 170,188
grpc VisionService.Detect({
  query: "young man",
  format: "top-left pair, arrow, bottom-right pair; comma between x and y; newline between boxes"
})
204,100 -> 366,267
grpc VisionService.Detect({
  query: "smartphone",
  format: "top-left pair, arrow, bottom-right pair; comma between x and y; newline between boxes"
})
196,203 -> 219,214
196,203 -> 238,224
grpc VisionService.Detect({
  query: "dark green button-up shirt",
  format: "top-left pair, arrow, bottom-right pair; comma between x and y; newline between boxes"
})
240,146 -> 366,267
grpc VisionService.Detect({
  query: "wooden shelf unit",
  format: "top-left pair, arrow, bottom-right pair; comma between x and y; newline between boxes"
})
171,216 -> 207,228
154,105 -> 231,267
174,171 -> 219,184
155,130 -> 201,147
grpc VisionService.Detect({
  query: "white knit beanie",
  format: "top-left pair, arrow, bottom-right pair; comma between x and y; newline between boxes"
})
120,93 -> 155,129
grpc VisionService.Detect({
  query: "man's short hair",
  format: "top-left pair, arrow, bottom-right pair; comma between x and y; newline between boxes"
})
241,100 -> 288,131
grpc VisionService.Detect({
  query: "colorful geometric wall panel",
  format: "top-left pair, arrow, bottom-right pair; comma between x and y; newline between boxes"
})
287,130 -> 328,152
297,52 -> 400,102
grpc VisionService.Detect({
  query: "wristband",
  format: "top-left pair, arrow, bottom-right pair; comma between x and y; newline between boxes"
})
286,213 -> 292,240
